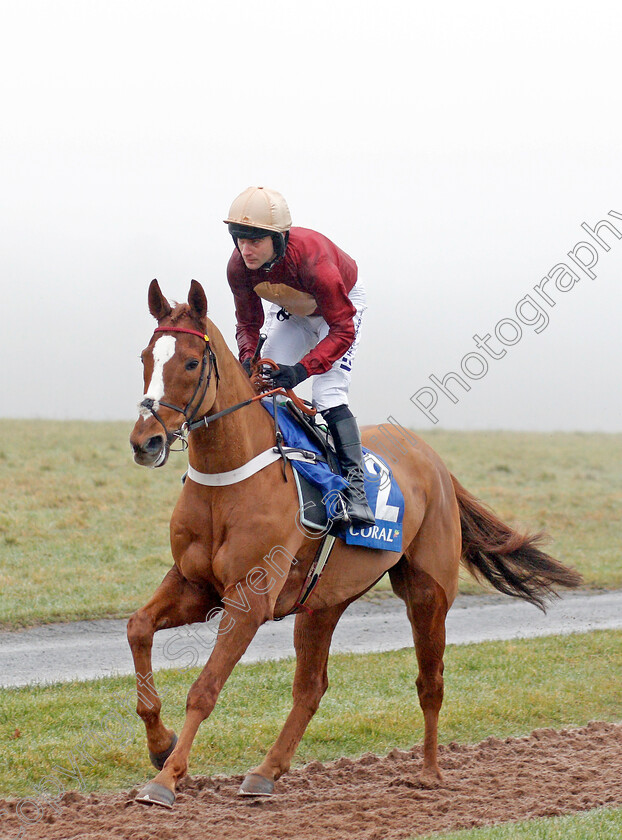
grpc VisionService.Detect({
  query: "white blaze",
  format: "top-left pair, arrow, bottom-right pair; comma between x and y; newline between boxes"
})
139,335 -> 176,417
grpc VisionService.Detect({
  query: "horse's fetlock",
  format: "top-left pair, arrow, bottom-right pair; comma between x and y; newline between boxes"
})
275,760 -> 290,779
138,705 -> 162,725
168,758 -> 188,782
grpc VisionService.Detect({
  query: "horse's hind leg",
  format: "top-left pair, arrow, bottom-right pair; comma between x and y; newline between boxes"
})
239,602 -> 349,795
126,565 -> 219,767
389,560 -> 448,785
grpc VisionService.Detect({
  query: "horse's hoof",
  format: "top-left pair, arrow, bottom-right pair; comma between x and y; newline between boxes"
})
419,768 -> 443,788
149,734 -> 178,770
238,773 -> 275,796
135,782 -> 176,809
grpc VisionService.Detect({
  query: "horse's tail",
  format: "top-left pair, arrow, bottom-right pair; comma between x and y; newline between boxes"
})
450,474 -> 582,610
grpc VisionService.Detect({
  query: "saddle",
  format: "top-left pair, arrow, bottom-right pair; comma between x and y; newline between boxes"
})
262,398 -> 348,535
262,398 -> 405,552
284,399 -> 339,473
285,400 -> 343,530
262,397 -> 405,618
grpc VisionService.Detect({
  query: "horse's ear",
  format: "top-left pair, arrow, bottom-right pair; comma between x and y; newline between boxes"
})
148,279 -> 172,321
188,280 -> 208,320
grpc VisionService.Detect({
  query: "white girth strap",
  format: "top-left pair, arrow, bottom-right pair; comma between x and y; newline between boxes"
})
186,447 -> 317,487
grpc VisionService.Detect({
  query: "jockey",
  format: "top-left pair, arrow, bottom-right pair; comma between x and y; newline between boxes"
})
224,185 -> 375,529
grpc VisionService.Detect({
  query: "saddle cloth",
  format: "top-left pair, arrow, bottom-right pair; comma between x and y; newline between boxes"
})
262,400 -> 404,553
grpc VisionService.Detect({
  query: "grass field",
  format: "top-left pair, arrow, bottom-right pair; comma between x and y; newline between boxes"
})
416,807 -> 622,839
0,630 -> 619,797
1,421 -> 620,628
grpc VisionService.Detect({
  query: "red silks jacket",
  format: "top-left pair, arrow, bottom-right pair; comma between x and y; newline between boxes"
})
227,227 -> 358,376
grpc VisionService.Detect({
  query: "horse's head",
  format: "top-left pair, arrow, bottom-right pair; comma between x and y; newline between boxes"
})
130,279 -> 219,467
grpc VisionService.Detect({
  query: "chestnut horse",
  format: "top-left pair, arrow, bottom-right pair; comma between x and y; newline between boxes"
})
128,279 -> 581,808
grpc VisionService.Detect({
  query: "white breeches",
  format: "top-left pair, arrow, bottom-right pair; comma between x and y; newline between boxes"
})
262,282 -> 367,413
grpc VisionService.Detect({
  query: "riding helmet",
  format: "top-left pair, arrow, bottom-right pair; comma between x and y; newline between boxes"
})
224,186 -> 292,262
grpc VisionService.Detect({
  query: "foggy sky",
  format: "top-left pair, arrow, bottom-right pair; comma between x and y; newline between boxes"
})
2,0 -> 621,431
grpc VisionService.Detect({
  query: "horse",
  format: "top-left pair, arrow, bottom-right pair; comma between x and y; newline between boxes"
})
127,279 -> 582,808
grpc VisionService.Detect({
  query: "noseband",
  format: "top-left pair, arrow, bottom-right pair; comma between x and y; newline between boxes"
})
139,326 -> 219,448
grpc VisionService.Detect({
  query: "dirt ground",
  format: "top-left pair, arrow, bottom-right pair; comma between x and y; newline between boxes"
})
2,721 -> 621,840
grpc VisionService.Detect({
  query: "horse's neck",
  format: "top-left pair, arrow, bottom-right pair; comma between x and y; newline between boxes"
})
188,350 -> 275,475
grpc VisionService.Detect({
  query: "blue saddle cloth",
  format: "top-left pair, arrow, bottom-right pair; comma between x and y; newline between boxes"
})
262,401 -> 404,553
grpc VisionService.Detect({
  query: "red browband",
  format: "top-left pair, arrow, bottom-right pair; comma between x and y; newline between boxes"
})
154,326 -> 209,341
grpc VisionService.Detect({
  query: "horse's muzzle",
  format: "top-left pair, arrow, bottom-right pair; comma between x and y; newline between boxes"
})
130,432 -> 169,468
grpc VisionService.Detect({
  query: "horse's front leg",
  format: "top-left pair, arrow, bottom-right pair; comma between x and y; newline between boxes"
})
126,566 -> 220,769
136,580 -> 271,808
240,602 -> 349,795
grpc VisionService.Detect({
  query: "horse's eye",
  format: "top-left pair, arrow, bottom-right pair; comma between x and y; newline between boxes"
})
185,359 -> 200,371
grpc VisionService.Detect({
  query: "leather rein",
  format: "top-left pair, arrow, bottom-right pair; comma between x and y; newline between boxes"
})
139,325 -> 313,450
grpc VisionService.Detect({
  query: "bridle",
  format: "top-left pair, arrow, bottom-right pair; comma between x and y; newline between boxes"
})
139,324 -> 316,453
139,325 -> 220,449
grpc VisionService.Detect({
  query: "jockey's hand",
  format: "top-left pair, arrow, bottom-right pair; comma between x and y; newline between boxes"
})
241,358 -> 252,377
270,362 -> 308,390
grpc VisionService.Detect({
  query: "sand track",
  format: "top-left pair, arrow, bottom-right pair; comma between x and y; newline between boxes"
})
2,721 -> 621,839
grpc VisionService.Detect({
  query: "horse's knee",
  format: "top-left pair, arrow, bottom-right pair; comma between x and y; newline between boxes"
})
127,610 -> 154,649
416,671 -> 444,710
293,671 -> 328,712
185,679 -> 218,721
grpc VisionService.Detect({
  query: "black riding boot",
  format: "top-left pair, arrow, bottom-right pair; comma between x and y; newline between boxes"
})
324,405 -> 375,529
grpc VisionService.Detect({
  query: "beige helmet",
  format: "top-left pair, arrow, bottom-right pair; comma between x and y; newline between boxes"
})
224,186 -> 292,235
